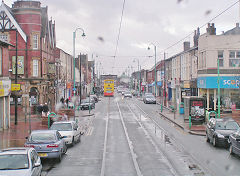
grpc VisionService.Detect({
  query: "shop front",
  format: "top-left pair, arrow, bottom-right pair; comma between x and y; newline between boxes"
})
197,76 -> 240,112
0,79 -> 11,130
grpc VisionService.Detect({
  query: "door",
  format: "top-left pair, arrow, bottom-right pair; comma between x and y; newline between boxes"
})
0,97 -> 3,129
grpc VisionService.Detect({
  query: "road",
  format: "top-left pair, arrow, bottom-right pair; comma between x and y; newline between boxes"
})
42,94 -> 240,176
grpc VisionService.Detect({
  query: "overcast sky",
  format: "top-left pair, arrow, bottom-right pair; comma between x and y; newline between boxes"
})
4,0 -> 240,75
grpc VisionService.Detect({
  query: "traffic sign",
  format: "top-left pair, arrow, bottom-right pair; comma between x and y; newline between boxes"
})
11,84 -> 21,91
72,88 -> 77,91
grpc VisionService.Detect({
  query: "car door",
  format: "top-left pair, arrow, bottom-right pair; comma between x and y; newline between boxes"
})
56,131 -> 64,153
32,150 -> 42,176
208,119 -> 215,141
233,131 -> 240,154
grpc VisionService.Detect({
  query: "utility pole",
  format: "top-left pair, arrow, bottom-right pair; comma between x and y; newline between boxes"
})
217,58 -> 220,118
79,54 -> 82,105
164,52 -> 166,106
14,31 -> 18,125
154,45 -> 157,97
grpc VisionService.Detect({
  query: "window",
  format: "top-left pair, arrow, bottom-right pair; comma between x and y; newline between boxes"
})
0,33 -> 8,42
0,48 -> 2,75
218,51 -> 224,67
33,34 -> 38,49
229,51 -> 240,67
33,59 -> 38,77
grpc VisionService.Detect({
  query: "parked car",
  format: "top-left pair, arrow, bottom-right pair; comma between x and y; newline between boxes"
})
124,91 -> 132,98
229,129 -> 240,156
90,94 -> 98,103
0,147 -> 42,176
24,130 -> 67,162
50,121 -> 82,146
206,118 -> 239,147
80,99 -> 95,110
143,94 -> 156,104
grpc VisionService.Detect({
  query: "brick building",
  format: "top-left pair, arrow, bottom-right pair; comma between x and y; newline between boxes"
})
0,0 -> 56,115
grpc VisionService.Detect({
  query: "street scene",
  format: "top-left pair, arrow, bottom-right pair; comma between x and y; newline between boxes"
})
1,0 -> 240,176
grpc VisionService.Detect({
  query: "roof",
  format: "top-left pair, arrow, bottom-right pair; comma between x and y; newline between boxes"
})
0,2 -> 27,42
223,24 -> 240,35
0,148 -> 30,155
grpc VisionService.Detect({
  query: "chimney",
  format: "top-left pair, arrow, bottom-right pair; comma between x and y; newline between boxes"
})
193,27 -> 200,47
183,41 -> 190,51
206,23 -> 216,35
236,23 -> 239,28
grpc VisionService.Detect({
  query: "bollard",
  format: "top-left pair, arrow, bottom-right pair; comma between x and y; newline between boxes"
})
189,116 -> 191,129
161,104 -> 163,113
48,112 -> 56,129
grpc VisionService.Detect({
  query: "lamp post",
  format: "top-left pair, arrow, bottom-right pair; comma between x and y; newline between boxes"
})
133,59 -> 140,96
73,27 -> 85,97
217,58 -> 220,118
148,44 -> 157,97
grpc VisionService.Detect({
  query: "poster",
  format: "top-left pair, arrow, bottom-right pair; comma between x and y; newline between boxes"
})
12,56 -> 24,74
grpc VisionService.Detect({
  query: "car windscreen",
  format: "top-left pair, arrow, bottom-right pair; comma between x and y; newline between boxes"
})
215,121 -> 239,130
50,123 -> 72,131
146,95 -> 155,98
30,132 -> 56,142
82,99 -> 89,103
0,154 -> 29,170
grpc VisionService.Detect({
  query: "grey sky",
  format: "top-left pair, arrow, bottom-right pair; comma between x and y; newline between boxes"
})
4,0 -> 240,75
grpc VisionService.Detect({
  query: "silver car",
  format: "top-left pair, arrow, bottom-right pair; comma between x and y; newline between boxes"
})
24,130 -> 67,162
0,147 -> 42,176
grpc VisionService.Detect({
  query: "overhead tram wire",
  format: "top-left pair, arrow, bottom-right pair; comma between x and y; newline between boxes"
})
112,0 -> 126,73
158,0 -> 240,55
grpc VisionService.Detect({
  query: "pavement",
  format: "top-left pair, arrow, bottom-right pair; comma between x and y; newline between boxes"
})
0,108 -> 95,150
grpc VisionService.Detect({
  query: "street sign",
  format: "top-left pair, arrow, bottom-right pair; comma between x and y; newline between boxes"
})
72,88 -> 76,91
11,84 -> 21,91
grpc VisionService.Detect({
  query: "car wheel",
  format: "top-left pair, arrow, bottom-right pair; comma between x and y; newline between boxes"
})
57,153 -> 62,162
229,143 -> 234,155
63,145 -> 67,154
206,133 -> 210,143
213,136 -> 218,147
71,137 -> 75,146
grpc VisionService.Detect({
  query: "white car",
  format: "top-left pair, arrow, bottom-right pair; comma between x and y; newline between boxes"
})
0,148 -> 42,176
50,121 -> 82,146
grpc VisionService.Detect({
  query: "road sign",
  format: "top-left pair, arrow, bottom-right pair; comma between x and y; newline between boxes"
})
11,84 -> 21,91
73,88 -> 77,91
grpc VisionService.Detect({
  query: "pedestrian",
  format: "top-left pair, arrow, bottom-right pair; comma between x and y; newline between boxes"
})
60,97 -> 64,104
66,98 -> 69,108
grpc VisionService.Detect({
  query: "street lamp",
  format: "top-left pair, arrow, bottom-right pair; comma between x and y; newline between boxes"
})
73,27 -> 86,97
148,43 -> 157,97
133,59 -> 140,96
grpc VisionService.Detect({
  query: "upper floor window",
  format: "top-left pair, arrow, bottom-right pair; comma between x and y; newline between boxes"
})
33,34 -> 39,49
229,51 -> 240,67
218,51 -> 224,67
33,59 -> 38,77
0,33 -> 8,42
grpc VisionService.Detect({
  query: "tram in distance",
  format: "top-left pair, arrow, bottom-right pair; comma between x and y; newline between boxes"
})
104,79 -> 114,97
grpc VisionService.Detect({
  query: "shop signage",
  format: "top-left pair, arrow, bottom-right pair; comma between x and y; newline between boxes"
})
197,76 -> 240,89
67,82 -> 71,89
0,79 -> 11,97
11,84 -> 21,91
12,56 -> 24,74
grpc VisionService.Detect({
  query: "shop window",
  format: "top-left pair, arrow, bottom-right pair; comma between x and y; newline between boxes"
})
33,34 -> 38,50
0,48 -> 2,75
33,60 -> 38,77
10,96 -> 22,105
29,87 -> 38,105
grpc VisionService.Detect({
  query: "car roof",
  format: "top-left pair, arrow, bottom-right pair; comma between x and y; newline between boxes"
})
0,148 -> 31,155
31,130 -> 58,134
214,117 -> 235,122
52,121 -> 74,124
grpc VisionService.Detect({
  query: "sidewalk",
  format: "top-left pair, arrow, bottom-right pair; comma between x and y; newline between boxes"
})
154,97 -> 206,136
0,109 -> 95,150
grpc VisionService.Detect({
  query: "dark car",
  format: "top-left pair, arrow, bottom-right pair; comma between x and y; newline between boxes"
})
143,94 -> 156,104
206,118 -> 239,147
80,99 -> 95,110
229,129 -> 240,156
